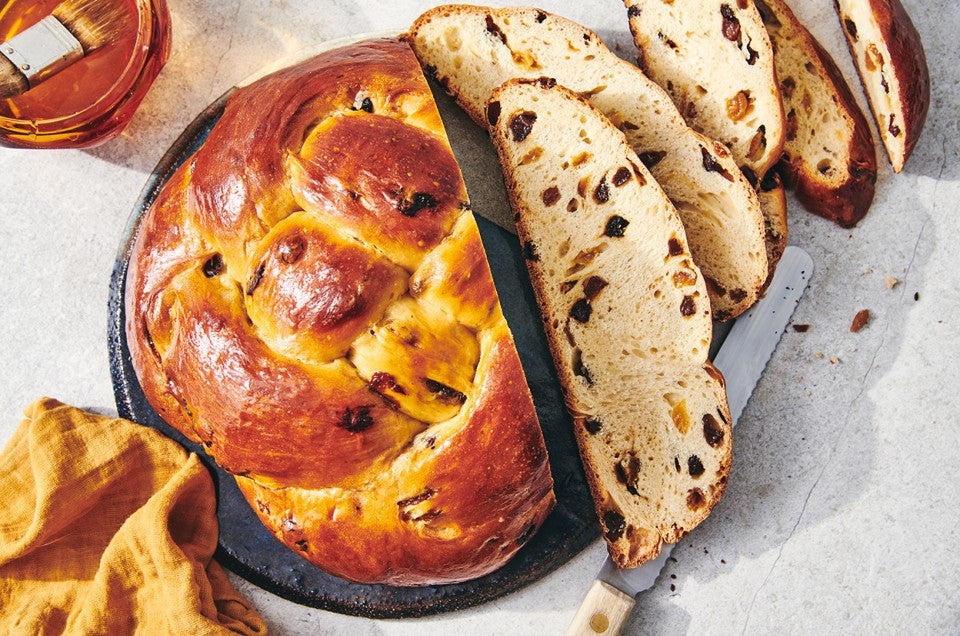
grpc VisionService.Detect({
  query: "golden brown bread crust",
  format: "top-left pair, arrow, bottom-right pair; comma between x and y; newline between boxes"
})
124,37 -> 554,585
835,0 -> 930,172
790,37 -> 877,227
756,0 -> 877,228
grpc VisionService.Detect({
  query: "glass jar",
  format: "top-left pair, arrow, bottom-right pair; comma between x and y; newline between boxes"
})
0,0 -> 171,149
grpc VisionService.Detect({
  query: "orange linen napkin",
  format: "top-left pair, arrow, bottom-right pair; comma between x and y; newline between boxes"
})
0,397 -> 266,635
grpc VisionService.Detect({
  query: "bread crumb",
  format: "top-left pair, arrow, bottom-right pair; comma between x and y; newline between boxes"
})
850,309 -> 871,332
885,276 -> 899,289
830,356 -> 840,364
816,351 -> 824,359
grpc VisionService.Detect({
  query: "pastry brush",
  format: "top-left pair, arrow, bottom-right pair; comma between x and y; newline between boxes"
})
0,0 -> 130,99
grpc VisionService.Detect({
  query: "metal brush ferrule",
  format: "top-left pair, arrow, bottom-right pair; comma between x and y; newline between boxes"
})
0,16 -> 83,88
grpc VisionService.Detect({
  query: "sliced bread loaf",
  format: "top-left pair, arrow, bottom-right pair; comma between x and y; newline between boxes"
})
624,0 -> 786,181
834,0 -> 929,173
488,77 -> 732,567
755,0 -> 877,228
405,4 -> 768,320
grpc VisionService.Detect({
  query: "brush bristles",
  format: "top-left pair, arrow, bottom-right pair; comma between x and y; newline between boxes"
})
0,55 -> 30,100
52,0 -> 131,52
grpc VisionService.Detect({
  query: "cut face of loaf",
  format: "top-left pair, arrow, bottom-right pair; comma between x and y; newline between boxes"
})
835,0 -> 930,173
624,0 -> 786,181
756,0 -> 877,228
124,38 -> 555,586
405,4 -> 768,321
488,78 -> 732,568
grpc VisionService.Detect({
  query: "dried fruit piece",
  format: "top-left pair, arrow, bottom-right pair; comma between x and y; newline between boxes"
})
613,166 -> 632,186
726,89 -> 752,122
485,15 -> 507,45
850,308 -> 871,332
888,114 -> 901,137
246,263 -> 266,295
593,177 -> 611,203
424,378 -> 467,404
202,254 -> 224,278
747,126 -> 768,162
583,275 -> 609,300
509,111 -> 537,141
614,452 -> 642,495
721,4 -> 741,42
570,298 -> 592,323
703,413 -> 724,447
864,43 -> 883,72
671,400 -> 691,434
602,508 -> 627,541
398,191 -> 437,217
844,18 -> 858,41
701,146 -> 734,181
278,238 -> 305,264
584,417 -> 603,434
668,237 -> 684,256
338,406 -> 375,433
604,215 -> 629,237
638,150 -> 666,168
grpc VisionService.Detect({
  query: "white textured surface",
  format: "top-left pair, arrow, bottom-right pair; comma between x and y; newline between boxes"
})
1,0 -> 958,633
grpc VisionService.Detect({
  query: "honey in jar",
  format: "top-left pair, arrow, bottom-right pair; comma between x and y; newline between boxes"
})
0,0 -> 170,148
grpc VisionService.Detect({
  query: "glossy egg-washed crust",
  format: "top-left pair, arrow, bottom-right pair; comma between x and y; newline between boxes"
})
124,38 -> 555,586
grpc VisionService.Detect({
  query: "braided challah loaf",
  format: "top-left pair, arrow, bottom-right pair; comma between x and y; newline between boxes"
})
124,37 -> 555,586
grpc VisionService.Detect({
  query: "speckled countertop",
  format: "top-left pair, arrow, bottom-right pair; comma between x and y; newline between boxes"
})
1,0 -> 958,633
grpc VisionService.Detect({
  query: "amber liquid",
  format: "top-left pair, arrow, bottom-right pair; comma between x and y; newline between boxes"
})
0,0 -> 170,148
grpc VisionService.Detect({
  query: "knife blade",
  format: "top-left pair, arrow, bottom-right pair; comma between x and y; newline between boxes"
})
566,245 -> 813,636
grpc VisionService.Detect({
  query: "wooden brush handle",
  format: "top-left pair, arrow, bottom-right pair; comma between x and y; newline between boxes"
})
566,580 -> 636,636
0,54 -> 29,99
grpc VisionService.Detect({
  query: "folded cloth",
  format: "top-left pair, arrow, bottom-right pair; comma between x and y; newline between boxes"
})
0,397 -> 266,635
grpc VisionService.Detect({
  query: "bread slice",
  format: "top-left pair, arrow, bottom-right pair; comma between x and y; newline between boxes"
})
753,0 -> 877,228
488,77 -> 732,568
405,4 -> 768,320
624,0 -> 786,182
834,0 -> 930,173
757,169 -> 788,287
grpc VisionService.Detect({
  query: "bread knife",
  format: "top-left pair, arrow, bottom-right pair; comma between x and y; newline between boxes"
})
566,245 -> 814,636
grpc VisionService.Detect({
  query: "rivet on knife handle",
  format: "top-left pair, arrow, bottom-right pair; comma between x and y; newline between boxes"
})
566,580 -> 635,635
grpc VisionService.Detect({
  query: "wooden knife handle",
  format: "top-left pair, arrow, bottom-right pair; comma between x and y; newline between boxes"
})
566,579 -> 636,636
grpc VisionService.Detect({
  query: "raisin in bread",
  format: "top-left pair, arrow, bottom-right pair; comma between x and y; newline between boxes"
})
754,0 -> 877,228
835,0 -> 929,173
405,4 -> 767,320
488,78 -> 732,568
124,38 -> 555,586
624,0 -> 786,182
